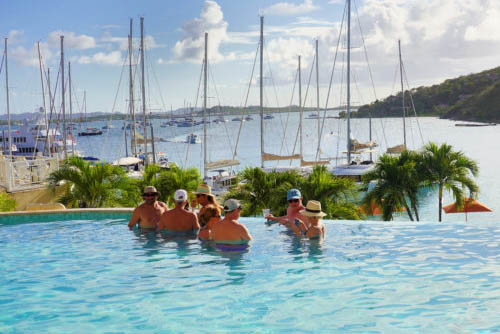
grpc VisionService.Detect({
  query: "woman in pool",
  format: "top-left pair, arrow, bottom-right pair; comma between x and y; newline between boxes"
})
211,199 -> 252,250
289,200 -> 326,239
191,184 -> 221,217
198,204 -> 222,240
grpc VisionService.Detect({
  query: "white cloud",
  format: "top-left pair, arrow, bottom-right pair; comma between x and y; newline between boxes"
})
48,31 -> 96,50
172,0 -> 229,63
77,51 -> 123,65
263,0 -> 319,16
10,42 -> 53,67
7,30 -> 24,44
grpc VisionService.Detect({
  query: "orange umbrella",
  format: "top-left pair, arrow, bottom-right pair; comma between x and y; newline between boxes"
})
442,197 -> 492,221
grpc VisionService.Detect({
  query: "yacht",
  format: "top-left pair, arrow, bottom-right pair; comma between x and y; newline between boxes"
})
0,107 -> 77,158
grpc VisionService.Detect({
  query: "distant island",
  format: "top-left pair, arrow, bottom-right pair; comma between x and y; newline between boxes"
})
349,66 -> 500,123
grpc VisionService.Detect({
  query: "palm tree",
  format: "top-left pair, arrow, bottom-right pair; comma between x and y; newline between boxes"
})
48,156 -> 136,208
224,167 -> 301,216
362,153 -> 418,221
300,166 -> 361,220
155,166 -> 201,205
421,142 -> 479,221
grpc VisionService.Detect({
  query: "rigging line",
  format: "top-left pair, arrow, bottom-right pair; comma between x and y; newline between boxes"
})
184,58 -> 204,167
403,61 -> 424,146
290,50 -> 316,165
0,52 -> 4,76
99,55 -> 128,159
316,1 -> 346,161
149,54 -> 183,164
232,42 -> 259,161
263,46 -> 289,153
208,63 -> 234,155
278,67 -> 298,159
353,0 -> 388,149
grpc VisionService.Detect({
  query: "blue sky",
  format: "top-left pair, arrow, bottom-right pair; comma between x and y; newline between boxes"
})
2,0 -> 500,115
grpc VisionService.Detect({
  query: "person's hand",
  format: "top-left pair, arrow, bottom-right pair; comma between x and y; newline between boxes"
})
265,213 -> 274,220
278,217 -> 289,226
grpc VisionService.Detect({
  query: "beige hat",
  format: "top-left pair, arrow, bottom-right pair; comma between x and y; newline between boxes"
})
143,186 -> 159,196
300,200 -> 327,217
223,199 -> 242,212
194,183 -> 214,197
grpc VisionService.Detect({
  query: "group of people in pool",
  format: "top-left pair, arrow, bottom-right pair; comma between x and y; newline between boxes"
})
128,184 -> 326,249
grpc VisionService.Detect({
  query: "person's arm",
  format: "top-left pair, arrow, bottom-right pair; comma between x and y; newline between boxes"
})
239,224 -> 253,241
289,219 -> 306,237
156,214 -> 165,231
192,213 -> 200,230
128,208 -> 140,230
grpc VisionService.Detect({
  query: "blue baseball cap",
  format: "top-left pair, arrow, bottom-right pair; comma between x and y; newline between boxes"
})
287,189 -> 301,201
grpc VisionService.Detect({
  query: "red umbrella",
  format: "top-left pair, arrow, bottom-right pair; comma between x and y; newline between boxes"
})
442,197 -> 492,221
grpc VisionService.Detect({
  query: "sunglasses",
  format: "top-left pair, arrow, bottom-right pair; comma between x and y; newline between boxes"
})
143,193 -> 157,198
196,194 -> 207,198
288,199 -> 300,203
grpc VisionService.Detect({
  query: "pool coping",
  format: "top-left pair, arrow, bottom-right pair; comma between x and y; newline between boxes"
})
0,208 -> 134,216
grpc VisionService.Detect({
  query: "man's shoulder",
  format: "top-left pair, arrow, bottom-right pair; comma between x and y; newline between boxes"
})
135,202 -> 147,210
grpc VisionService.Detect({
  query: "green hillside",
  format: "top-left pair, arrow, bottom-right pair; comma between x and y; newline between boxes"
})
352,66 -> 500,122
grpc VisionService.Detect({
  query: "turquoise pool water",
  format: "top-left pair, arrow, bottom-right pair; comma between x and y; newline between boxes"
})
0,214 -> 499,333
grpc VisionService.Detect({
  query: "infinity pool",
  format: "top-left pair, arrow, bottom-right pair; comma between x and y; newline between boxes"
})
0,213 -> 499,333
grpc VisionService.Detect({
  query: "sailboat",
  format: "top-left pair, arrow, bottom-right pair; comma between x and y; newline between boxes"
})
387,40 -> 408,154
330,0 -> 377,181
199,33 -> 239,193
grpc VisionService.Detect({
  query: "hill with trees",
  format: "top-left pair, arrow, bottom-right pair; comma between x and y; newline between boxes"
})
351,66 -> 500,122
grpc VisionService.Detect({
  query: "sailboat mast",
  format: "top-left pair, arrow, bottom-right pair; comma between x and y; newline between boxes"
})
299,55 -> 303,160
315,39 -> 320,159
129,19 -> 137,157
68,61 -> 74,156
346,0 -> 352,164
260,16 -> 264,168
47,68 -> 54,156
60,36 -> 67,159
4,38 -> 12,159
399,40 -> 406,148
37,41 -> 50,157
129,18 -> 137,157
140,17 -> 148,164
203,32 -> 208,178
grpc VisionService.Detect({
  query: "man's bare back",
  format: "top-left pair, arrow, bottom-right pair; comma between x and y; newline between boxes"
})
158,206 -> 199,232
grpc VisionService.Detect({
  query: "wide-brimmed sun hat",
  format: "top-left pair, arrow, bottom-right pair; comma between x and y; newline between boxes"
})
143,186 -> 159,196
194,184 -> 214,197
223,199 -> 242,213
300,200 -> 327,217
287,188 -> 302,201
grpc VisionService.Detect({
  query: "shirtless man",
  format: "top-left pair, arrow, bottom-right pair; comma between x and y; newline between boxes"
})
128,186 -> 168,230
211,199 -> 252,243
157,189 -> 200,233
265,189 -> 306,227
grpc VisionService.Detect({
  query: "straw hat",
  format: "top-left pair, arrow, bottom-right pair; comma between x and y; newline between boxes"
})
143,186 -> 159,196
194,184 -> 213,197
300,200 -> 327,217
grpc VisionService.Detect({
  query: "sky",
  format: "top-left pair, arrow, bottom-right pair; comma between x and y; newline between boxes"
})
2,0 -> 500,115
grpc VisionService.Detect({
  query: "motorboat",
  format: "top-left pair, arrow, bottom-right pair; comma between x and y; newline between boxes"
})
186,133 -> 201,144
78,128 -> 103,136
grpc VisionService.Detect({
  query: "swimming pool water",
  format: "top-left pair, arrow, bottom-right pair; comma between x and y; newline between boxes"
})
0,215 -> 499,333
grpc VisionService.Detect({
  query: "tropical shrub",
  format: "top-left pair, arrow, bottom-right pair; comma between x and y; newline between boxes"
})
0,193 -> 16,212
48,157 -> 136,208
